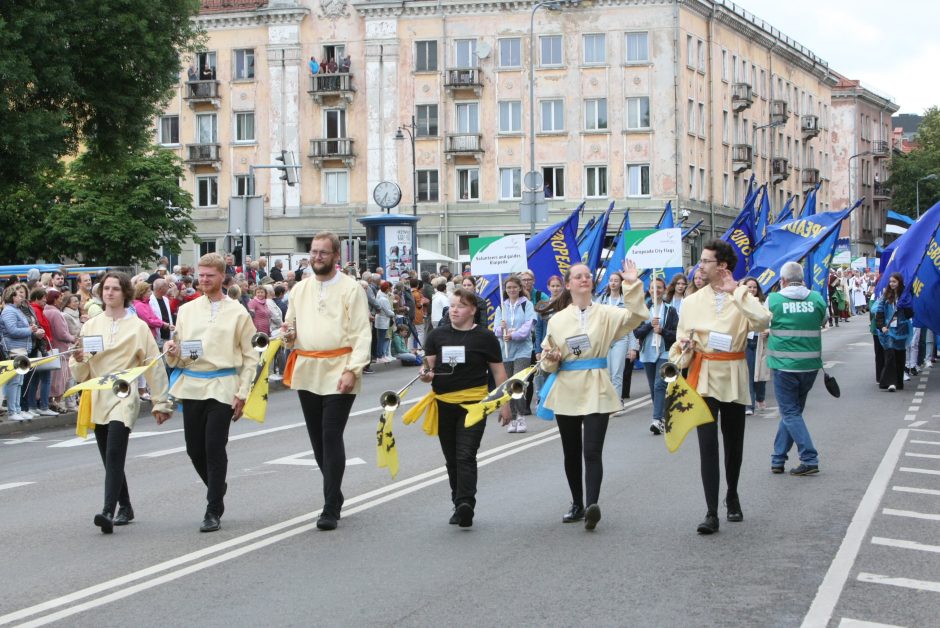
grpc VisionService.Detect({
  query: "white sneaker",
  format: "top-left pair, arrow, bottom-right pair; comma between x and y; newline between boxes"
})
269,374 -> 282,382
745,408 -> 754,416
888,385 -> 897,392
903,372 -> 911,381
516,417 -> 527,433
21,410 -> 38,418
37,408 -> 58,417
507,419 -> 518,433
14,412 -> 32,421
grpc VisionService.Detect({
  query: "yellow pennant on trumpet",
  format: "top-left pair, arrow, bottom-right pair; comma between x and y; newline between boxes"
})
242,337 -> 282,423
662,373 -> 714,453
463,365 -> 537,428
0,355 -> 61,387
376,409 -> 399,479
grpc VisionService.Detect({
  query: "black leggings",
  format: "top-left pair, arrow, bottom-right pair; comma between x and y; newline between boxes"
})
436,400 -> 486,508
182,399 -> 233,516
697,398 -> 746,514
556,413 -> 609,507
297,391 -> 355,517
94,421 -> 131,515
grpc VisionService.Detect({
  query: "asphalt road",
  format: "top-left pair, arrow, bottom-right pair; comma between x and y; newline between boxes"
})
1,322 -> 937,627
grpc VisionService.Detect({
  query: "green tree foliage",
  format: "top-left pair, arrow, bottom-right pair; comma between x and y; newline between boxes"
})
887,106 -> 940,217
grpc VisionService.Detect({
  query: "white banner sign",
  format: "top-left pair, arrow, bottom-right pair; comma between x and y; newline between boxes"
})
470,234 -> 528,275
624,228 -> 683,269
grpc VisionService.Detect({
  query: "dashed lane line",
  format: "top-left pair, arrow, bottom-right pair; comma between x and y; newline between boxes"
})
857,573 -> 940,594
882,508 -> 940,522
838,618 -> 906,628
910,439 -> 940,446
905,452 -> 940,460
893,486 -> 940,496
0,482 -> 35,492
871,536 -> 940,554
900,466 -> 940,476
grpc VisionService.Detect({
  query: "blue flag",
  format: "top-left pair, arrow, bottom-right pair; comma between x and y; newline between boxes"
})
801,184 -> 819,219
751,205 -> 857,292
581,202 -> 614,272
773,196 -> 795,225
876,201 -> 940,308
805,200 -> 863,300
682,219 -> 704,239
595,208 -> 632,294
576,216 -> 596,248
755,186 -> 770,243
910,220 -> 940,334
686,195 -> 757,283
476,208 -> 581,327
656,201 -> 675,229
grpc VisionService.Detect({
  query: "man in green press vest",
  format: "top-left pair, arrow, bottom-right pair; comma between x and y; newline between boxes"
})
767,261 -> 827,476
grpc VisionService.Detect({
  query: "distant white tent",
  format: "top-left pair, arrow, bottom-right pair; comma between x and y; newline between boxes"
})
417,248 -> 458,264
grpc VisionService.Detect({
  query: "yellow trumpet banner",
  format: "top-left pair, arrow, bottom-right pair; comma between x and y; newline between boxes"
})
663,374 -> 714,453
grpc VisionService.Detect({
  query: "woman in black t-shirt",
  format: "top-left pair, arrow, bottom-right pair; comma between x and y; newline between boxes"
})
417,288 -> 511,527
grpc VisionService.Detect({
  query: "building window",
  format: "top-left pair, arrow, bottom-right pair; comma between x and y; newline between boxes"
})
417,170 -> 439,202
584,98 -> 607,131
686,35 -> 694,67
196,113 -> 217,143
541,99 -> 564,132
689,165 -> 695,200
415,41 -> 438,72
723,174 -> 729,205
234,112 -> 255,143
457,168 -> 479,200
540,35 -> 563,67
234,174 -> 255,196
416,104 -> 438,137
499,38 -> 521,68
500,167 -> 522,200
234,49 -> 255,80
699,168 -> 706,201
627,164 -> 650,197
455,102 -> 480,133
196,176 -> 218,207
542,166 -> 565,198
455,39 -> 477,68
722,110 -> 729,144
697,40 -> 705,72
585,166 -> 608,198
158,115 -> 179,145
687,99 -> 694,135
625,32 -> 649,63
583,33 -> 606,64
195,51 -> 217,78
626,97 -> 650,130
322,44 -> 345,65
721,49 -> 728,80
199,240 -> 217,256
324,109 -> 346,139
498,100 -> 522,133
698,103 -> 705,136
324,171 -> 349,204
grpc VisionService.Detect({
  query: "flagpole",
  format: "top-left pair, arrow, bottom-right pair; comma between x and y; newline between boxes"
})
652,268 -> 661,350
599,208 -> 628,276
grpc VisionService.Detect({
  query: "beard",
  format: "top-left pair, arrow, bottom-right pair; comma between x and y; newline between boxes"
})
312,259 -> 335,277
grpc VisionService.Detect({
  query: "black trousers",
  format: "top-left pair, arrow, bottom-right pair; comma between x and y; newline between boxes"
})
872,334 -> 885,382
436,400 -> 486,508
879,347 -> 906,390
182,399 -> 233,516
94,421 -> 131,514
697,398 -> 746,515
621,358 -> 634,398
298,391 -> 355,517
556,413 -> 610,507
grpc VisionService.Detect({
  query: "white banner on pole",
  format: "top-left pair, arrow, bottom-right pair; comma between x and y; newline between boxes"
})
624,228 -> 683,269
470,234 -> 528,276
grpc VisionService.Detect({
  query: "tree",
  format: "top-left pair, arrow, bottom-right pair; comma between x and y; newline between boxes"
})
887,106 -> 940,217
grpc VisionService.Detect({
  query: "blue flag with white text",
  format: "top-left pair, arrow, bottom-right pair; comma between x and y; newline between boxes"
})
876,201 -> 940,308
805,200 -> 862,300
910,222 -> 940,334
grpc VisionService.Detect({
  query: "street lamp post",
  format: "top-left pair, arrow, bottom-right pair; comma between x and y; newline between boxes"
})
916,173 -> 938,219
848,150 -> 871,257
394,115 -> 418,216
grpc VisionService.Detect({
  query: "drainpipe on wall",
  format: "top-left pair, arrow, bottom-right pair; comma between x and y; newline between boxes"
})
767,39 -> 778,213
672,0 -> 681,231
438,0 -> 450,258
706,3 -> 715,237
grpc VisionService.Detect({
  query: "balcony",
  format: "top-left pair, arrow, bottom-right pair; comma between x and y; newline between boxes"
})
802,167 -> 820,189
872,140 -> 890,158
731,144 -> 753,173
444,134 -> 484,161
874,181 -> 891,199
444,67 -> 483,96
185,143 -> 221,169
308,73 -> 355,105
731,83 -> 753,112
771,157 -> 790,184
184,80 -> 221,108
771,100 -> 788,125
801,115 -> 820,139
308,138 -> 355,167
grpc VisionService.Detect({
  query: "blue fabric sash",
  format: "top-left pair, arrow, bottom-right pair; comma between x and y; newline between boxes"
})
536,358 -> 608,421
168,367 -> 238,409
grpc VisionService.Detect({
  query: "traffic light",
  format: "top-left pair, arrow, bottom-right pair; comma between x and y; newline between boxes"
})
275,150 -> 298,187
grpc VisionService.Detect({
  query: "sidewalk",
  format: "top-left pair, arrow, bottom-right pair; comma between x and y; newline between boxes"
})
0,358 -> 408,437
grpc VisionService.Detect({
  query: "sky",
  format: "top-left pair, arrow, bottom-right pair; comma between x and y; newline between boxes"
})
738,0 -> 938,115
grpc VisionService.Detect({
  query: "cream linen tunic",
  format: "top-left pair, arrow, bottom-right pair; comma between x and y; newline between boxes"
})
69,312 -> 173,428
167,296 -> 258,403
667,284 -> 771,405
540,281 -> 648,415
285,272 -> 372,396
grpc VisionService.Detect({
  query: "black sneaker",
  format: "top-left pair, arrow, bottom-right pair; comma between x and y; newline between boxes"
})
649,421 -> 663,436
789,464 -> 819,476
725,497 -> 743,522
316,513 -> 338,530
455,503 -> 474,528
363,366 -> 375,374
771,466 -> 784,474
448,510 -> 460,525
697,513 -> 719,535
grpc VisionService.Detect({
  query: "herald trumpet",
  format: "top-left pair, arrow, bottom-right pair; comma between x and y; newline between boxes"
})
659,361 -> 681,383
251,332 -> 270,352
379,359 -> 431,411
506,378 -> 528,399
13,348 -> 82,375
112,379 -> 132,398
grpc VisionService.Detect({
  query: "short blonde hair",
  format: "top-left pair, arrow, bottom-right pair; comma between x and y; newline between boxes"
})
312,231 -> 341,255
227,284 -> 241,301
133,281 -> 151,300
198,252 -> 226,274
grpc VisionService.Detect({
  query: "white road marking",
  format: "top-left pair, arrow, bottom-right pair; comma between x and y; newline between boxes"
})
848,342 -> 872,347
838,618 -> 906,628
893,485 -> 940,496
910,440 -> 940,446
883,508 -> 940,522
908,421 -> 927,427
857,572 -> 940,594
1,436 -> 41,445
913,391 -> 925,396
0,428 -> 560,627
801,429 -> 908,628
911,397 -> 923,404
872,536 -> 940,554
263,452 -> 366,468
917,385 -> 927,390
904,415 -> 916,422
50,429 -> 185,448
907,407 -> 919,413
905,452 -> 940,460
0,482 -> 35,492
823,361 -> 845,369
901,466 -> 940,476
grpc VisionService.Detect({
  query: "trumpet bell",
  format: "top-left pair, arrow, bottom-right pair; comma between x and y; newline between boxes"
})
251,333 -> 269,352
379,391 -> 400,412
13,355 -> 32,375
507,379 -> 527,400
659,361 -> 680,383
112,379 -> 132,398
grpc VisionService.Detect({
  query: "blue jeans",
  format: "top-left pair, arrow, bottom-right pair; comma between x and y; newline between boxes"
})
396,353 -> 421,366
4,374 -> 24,414
745,339 -> 767,411
606,337 -> 629,399
642,357 -> 668,421
772,370 -> 819,467
376,331 -> 390,358
21,369 -> 51,411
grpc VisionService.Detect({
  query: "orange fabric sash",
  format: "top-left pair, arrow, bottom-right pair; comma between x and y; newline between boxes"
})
283,347 -> 353,387
687,351 -> 746,390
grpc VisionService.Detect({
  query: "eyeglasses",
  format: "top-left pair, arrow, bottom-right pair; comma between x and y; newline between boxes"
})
699,259 -> 718,265
309,250 -> 334,258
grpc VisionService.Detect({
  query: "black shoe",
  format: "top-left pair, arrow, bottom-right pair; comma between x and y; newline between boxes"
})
649,421 -> 663,436
697,513 -> 719,535
455,503 -> 474,528
94,510 -> 114,534
771,466 -> 785,474
725,497 -> 743,522
316,513 -> 338,531
789,463 -> 819,476
911,367 -> 919,376
584,504 -> 601,530
200,512 -> 221,532
562,503 -> 585,523
113,505 -> 135,526
449,510 -> 460,525
363,366 -> 375,374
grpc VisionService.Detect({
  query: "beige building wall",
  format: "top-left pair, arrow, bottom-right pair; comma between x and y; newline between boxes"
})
159,0 -> 844,268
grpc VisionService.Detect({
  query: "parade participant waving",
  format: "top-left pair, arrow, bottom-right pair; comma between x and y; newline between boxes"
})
281,232 -> 372,531
539,260 -> 648,530
493,275 -> 536,433
408,288 -> 512,528
164,254 -> 259,533
668,239 -> 771,535
70,272 -> 173,534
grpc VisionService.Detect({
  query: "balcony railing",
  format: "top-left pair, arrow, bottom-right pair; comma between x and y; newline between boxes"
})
308,73 -> 355,104
872,140 -> 890,158
771,100 -> 789,124
802,168 -> 820,189
445,133 -> 483,157
801,115 -> 820,139
184,80 -> 221,107
308,138 -> 355,166
444,68 -> 483,93
874,181 -> 891,198
185,143 -> 221,166
731,83 -> 753,112
771,157 -> 790,183
731,144 -> 752,173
